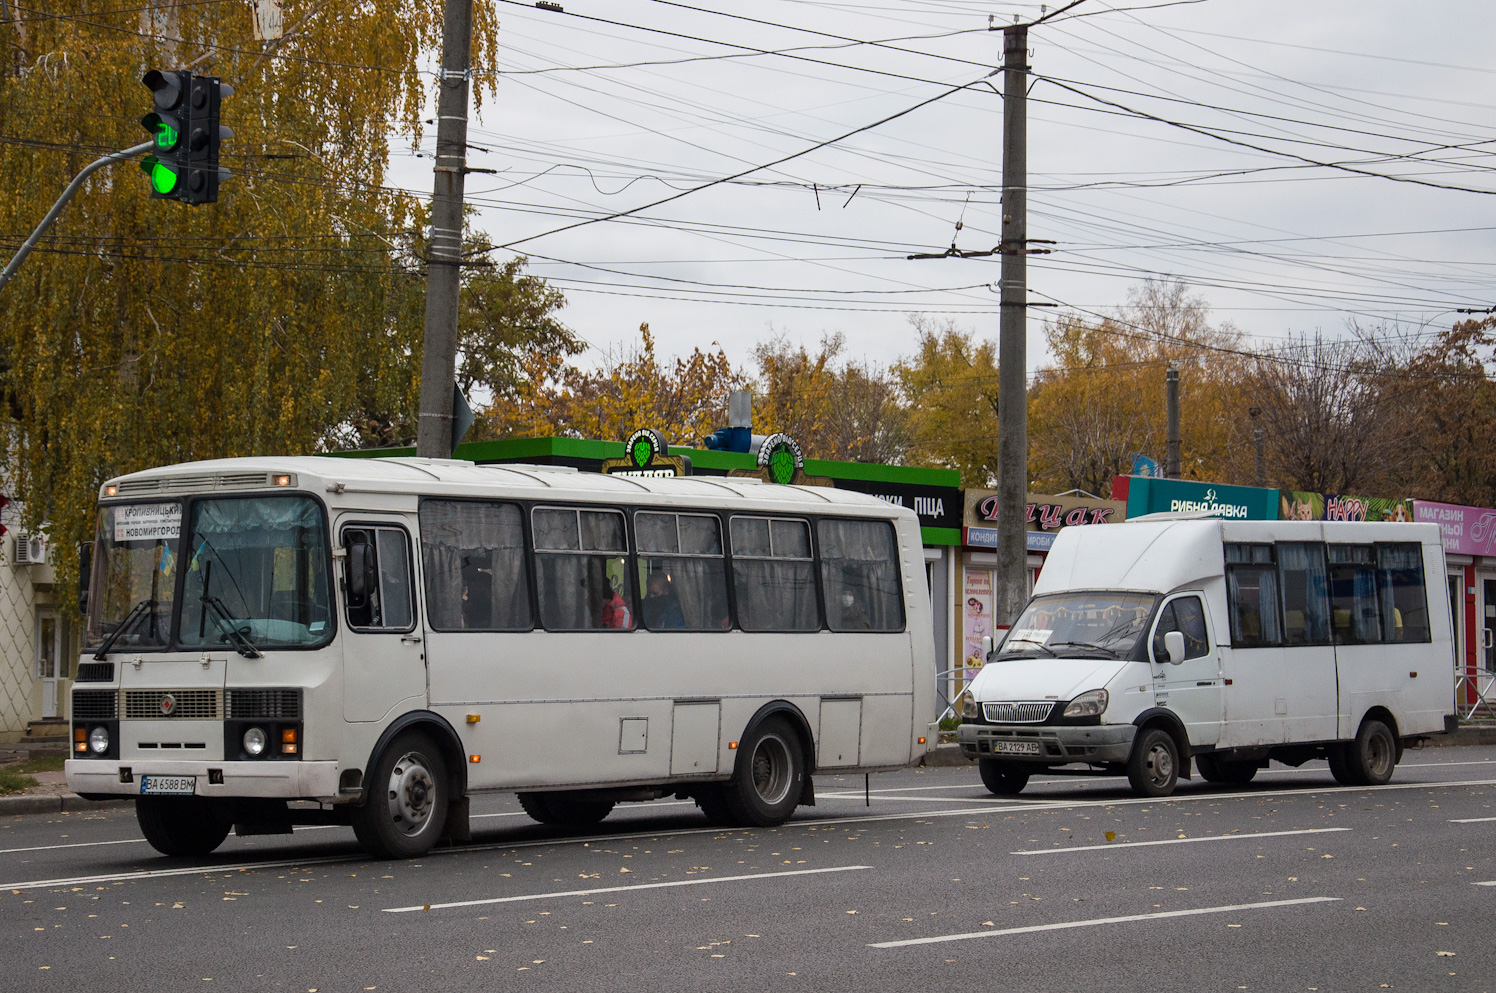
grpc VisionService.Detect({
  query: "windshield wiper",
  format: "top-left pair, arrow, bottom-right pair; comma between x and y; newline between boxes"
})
92,598 -> 155,660
1049,640 -> 1121,658
200,595 -> 263,659
998,640 -> 1056,658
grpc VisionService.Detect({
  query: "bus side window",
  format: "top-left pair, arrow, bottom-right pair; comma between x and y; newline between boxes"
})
1153,596 -> 1209,661
1376,542 -> 1430,643
1278,542 -> 1330,646
420,501 -> 533,632
635,511 -> 730,631
729,516 -> 819,632
342,526 -> 414,632
1224,543 -> 1281,647
533,507 -> 634,631
817,518 -> 904,632
1328,545 -> 1381,645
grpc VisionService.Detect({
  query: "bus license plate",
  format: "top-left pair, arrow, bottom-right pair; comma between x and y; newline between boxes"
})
992,740 -> 1040,755
140,775 -> 196,796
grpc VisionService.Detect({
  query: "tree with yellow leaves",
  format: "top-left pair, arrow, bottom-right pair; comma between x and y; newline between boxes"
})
892,317 -> 1002,484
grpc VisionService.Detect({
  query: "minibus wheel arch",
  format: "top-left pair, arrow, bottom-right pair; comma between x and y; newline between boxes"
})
741,700 -> 815,804
361,711 -> 468,805
1131,709 -> 1192,779
1358,706 -> 1403,764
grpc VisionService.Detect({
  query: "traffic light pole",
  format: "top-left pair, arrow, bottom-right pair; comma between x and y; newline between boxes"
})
414,0 -> 474,459
0,140 -> 153,294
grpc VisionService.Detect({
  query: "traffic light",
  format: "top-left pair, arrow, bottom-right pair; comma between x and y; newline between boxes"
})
140,69 -> 233,204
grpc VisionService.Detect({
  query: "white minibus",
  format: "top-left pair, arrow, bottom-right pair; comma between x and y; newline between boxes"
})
957,517 -> 1455,797
66,456 -> 935,857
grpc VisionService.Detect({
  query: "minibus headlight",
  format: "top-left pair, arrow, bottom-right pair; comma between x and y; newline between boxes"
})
88,725 -> 110,754
959,690 -> 979,721
1063,689 -> 1109,718
243,726 -> 268,757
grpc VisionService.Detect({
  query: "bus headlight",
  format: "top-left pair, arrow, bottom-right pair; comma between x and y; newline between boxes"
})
243,727 -> 268,756
88,725 -> 110,755
1063,689 -> 1109,718
959,690 -> 979,720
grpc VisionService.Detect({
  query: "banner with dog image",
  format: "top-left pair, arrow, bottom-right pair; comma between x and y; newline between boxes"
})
1280,491 -> 1413,522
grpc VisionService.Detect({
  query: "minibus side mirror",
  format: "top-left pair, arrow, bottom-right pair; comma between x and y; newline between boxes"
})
78,541 -> 93,617
981,635 -> 993,658
1164,630 -> 1186,666
345,532 -> 373,609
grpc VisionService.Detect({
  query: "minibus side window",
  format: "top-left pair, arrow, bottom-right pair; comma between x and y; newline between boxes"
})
343,526 -> 415,632
1376,542 -> 1431,643
533,507 -> 634,631
421,500 -> 533,632
1328,544 -> 1381,645
818,518 -> 904,632
729,516 -> 819,632
635,511 -> 730,631
1278,542 -> 1331,646
1224,543 -> 1281,647
1152,596 -> 1210,661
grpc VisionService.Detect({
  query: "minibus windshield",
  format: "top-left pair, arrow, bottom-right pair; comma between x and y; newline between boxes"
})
86,501 -> 183,650
996,592 -> 1158,660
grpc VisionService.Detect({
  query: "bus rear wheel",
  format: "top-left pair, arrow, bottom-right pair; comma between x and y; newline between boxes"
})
1195,753 -> 1258,785
136,797 -> 231,857
517,792 -> 615,826
719,718 -> 804,827
351,732 -> 449,859
978,759 -> 1029,795
1344,719 -> 1397,786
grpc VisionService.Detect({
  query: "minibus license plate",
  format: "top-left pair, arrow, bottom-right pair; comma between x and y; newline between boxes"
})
140,775 -> 196,796
992,741 -> 1040,755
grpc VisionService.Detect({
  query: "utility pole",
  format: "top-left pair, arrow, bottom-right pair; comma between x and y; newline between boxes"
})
1249,405 -> 1266,487
1165,365 -> 1180,478
994,19 -> 1030,627
415,0 -> 474,459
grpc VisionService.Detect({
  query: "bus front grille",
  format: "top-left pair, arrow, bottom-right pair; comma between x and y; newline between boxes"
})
124,689 -> 222,720
227,689 -> 301,719
72,690 -> 118,720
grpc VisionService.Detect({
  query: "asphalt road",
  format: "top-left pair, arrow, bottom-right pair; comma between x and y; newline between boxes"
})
2,747 -> 1495,992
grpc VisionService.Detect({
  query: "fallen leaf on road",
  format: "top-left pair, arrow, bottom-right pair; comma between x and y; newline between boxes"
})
1436,952 -> 1455,957
1105,832 -> 1116,842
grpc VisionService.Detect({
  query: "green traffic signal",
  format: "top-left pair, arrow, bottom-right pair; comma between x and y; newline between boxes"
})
140,156 -> 179,194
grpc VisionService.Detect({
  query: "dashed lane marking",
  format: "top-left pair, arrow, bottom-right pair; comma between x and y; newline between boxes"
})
869,897 -> 1342,948
1010,826 -> 1351,855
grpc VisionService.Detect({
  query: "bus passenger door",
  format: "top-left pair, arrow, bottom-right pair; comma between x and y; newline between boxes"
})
1149,594 -> 1223,747
339,523 -> 426,723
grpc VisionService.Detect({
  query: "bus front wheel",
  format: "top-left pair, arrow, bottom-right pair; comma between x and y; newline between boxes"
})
136,797 -> 231,857
351,732 -> 449,859
720,718 -> 804,827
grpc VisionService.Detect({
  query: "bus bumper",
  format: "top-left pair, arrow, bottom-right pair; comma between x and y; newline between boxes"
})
957,722 -> 1136,765
66,760 -> 340,801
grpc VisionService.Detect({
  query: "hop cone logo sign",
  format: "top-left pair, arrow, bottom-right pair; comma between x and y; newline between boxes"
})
768,445 -> 796,485
631,437 -> 653,467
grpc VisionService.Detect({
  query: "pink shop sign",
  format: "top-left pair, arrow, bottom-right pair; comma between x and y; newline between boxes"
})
1414,500 -> 1496,557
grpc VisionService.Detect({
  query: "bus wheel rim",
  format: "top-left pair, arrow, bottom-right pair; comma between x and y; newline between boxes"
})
751,733 -> 793,806
387,751 -> 436,836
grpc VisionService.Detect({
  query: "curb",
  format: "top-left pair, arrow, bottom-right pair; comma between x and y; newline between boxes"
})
0,793 -> 134,816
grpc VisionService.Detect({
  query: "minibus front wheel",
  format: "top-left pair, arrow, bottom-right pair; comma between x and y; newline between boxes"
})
978,759 -> 1030,796
351,731 -> 450,858
1127,727 -> 1180,797
137,796 -> 232,857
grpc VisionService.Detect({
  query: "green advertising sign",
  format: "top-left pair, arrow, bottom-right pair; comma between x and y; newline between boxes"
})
1121,477 -> 1279,520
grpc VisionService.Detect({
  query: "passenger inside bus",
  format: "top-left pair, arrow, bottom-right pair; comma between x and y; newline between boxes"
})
642,571 -> 685,629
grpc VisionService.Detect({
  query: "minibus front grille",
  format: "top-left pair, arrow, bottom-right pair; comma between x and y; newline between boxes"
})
227,689 -> 301,719
124,689 -> 221,720
72,690 -> 118,720
983,701 -> 1055,723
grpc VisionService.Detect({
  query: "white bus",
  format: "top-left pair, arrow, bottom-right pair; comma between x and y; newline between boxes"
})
65,457 -> 936,858
957,518 -> 1456,797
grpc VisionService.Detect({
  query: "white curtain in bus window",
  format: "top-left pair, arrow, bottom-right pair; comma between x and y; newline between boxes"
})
533,508 -> 634,631
1375,542 -> 1430,643
817,518 -> 904,632
635,511 -> 729,631
1327,545 -> 1381,644
1224,543 -> 1282,647
179,496 -> 331,648
729,517 -> 819,632
1277,541 -> 1331,646
420,501 -> 531,631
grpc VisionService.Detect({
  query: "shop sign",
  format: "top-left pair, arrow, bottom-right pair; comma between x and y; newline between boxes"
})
600,428 -> 687,477
964,490 -> 1126,530
728,433 -> 830,487
961,568 -> 994,674
1110,476 -> 1278,521
1414,500 -> 1496,557
962,527 -> 1055,552
834,478 -> 962,532
1280,491 -> 1413,522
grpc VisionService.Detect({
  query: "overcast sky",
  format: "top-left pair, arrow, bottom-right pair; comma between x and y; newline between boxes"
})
387,0 -> 1496,378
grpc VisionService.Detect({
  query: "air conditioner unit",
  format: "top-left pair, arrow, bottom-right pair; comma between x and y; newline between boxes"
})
13,532 -> 48,566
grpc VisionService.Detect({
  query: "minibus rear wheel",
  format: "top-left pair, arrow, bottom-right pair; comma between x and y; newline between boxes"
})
719,717 -> 804,827
1344,719 -> 1397,786
1195,753 -> 1258,785
136,797 -> 231,857
978,759 -> 1029,795
1127,727 -> 1180,797
351,731 -> 449,859
517,792 -> 615,826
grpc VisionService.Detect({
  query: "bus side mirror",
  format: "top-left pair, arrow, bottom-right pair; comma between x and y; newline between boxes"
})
981,635 -> 993,658
78,542 -> 93,616
345,533 -> 373,609
1164,630 -> 1186,666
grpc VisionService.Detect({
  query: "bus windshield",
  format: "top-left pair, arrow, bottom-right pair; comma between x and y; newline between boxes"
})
996,592 -> 1158,660
86,501 -> 183,650
178,495 -> 333,649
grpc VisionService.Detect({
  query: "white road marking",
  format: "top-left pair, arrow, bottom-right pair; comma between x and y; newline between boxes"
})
868,896 -> 1342,948
5,777 -> 1493,891
1011,827 -> 1351,855
383,864 -> 871,913
1473,880 -> 1496,886
1448,816 -> 1496,824
0,838 -> 146,855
